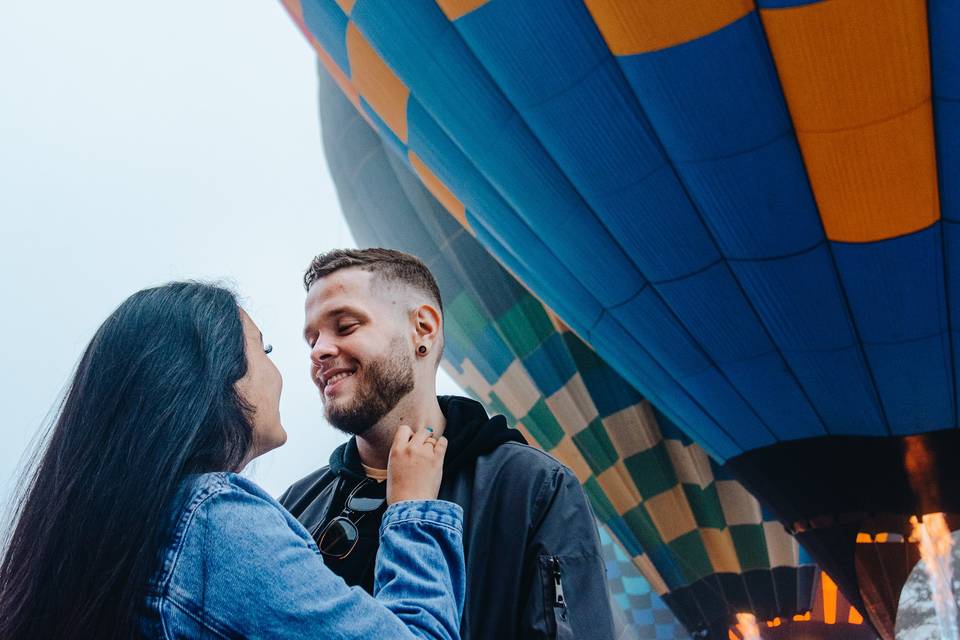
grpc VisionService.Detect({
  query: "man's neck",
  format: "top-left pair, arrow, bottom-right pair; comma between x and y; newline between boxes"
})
355,390 -> 446,470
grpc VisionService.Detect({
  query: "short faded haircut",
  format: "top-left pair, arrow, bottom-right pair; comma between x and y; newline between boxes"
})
303,248 -> 444,313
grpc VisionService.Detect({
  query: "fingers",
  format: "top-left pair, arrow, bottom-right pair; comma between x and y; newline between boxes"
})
393,425 -> 444,459
393,424 -> 413,448
411,426 -> 433,447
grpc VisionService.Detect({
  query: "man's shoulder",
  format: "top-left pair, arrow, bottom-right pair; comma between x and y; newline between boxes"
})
487,439 -> 562,464
478,440 -> 575,484
470,441 -> 597,542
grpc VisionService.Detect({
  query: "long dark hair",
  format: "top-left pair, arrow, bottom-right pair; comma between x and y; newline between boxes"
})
0,282 -> 255,639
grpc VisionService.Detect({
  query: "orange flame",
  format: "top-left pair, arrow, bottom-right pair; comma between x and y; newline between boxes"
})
735,613 -> 762,639
905,437 -> 940,512
909,513 -> 958,639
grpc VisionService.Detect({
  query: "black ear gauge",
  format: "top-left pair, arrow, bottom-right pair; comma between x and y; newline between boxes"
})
418,345 -> 427,355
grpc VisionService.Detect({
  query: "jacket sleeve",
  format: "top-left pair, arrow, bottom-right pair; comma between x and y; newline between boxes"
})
375,501 -> 467,640
164,487 -> 465,640
520,465 -> 616,640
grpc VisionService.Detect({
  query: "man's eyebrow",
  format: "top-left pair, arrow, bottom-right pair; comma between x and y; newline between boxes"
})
323,305 -> 364,319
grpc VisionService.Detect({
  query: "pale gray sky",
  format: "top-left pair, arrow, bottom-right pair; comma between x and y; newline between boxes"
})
0,0 -> 461,509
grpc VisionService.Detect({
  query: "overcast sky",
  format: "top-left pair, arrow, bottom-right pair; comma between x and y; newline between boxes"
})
0,0 -> 462,509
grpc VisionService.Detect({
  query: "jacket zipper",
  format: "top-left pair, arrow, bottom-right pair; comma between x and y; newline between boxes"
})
549,556 -> 568,621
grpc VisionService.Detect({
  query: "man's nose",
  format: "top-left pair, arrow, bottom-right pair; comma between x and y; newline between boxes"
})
310,337 -> 337,364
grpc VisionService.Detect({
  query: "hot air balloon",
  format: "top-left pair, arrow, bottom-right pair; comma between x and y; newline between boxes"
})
316,68 -> 823,636
280,1 -> 960,636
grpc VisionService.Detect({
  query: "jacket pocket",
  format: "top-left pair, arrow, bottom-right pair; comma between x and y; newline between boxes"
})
539,555 -> 575,640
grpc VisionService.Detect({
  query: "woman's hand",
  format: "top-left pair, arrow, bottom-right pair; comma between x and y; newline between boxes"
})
387,425 -> 447,504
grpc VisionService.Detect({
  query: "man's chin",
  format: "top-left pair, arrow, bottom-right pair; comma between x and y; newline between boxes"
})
328,420 -> 374,437
325,405 -> 374,437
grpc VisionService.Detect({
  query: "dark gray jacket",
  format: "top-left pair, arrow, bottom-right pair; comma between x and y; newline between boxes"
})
279,396 -> 615,640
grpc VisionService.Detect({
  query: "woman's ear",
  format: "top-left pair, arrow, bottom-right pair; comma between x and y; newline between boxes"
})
413,303 -> 442,357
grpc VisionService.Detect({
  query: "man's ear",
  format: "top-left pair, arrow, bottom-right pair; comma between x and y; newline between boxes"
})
412,303 -> 442,357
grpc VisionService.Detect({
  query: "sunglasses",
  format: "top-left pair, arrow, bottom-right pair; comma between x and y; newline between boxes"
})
316,479 -> 387,559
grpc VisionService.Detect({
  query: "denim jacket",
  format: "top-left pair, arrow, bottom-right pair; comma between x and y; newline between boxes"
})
141,472 -> 465,639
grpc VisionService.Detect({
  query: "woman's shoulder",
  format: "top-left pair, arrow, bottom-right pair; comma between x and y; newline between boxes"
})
156,473 -> 316,589
175,472 -> 287,518
147,474 -> 325,637
178,470 -> 262,497
176,472 -> 310,539
214,473 -> 313,537
166,472 -> 246,535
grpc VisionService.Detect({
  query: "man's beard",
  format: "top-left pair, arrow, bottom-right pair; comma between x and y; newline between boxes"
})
323,338 -> 415,437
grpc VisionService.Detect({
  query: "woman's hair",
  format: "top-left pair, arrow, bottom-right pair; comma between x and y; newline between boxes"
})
0,282 -> 255,639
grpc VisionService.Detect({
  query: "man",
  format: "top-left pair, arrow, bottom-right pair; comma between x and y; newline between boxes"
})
280,248 -> 614,639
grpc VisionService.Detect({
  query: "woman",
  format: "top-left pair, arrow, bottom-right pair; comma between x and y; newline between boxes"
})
0,282 -> 464,639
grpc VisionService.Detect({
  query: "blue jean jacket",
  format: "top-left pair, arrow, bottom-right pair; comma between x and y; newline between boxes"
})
141,473 -> 465,639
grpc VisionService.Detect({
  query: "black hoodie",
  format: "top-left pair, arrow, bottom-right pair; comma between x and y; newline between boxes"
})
279,396 -> 614,640
315,396 -> 526,590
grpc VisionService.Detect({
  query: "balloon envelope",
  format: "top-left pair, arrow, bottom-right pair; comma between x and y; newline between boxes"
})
281,1 -> 960,632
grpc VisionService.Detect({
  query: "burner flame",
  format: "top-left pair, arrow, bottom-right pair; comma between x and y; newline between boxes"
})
735,613 -> 762,639
909,513 -> 958,640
